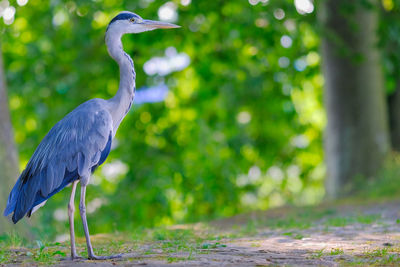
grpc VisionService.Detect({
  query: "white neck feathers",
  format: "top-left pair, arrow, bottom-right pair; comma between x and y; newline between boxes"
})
105,28 -> 136,131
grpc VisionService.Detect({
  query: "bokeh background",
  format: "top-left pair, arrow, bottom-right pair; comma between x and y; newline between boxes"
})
0,0 -> 400,240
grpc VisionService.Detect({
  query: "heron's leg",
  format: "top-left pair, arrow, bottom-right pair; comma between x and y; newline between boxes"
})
68,180 -> 79,259
79,184 -> 122,260
79,184 -> 95,258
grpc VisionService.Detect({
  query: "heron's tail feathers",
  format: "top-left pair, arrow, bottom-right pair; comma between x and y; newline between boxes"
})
3,170 -> 40,224
3,176 -> 23,217
4,168 -> 79,224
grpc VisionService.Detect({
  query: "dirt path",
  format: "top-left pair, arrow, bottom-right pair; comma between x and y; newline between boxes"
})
3,200 -> 400,266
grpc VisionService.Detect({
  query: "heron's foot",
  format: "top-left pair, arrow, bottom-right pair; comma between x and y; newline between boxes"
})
88,253 -> 123,260
63,254 -> 84,261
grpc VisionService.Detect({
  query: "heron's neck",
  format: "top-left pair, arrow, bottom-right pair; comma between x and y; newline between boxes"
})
105,30 -> 136,130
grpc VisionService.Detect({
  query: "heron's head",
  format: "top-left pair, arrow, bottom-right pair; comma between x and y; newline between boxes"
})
106,11 -> 180,35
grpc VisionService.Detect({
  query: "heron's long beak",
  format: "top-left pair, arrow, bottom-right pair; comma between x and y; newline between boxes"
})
142,19 -> 180,29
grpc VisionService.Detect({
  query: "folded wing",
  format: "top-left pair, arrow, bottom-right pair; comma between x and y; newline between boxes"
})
3,100 -> 113,223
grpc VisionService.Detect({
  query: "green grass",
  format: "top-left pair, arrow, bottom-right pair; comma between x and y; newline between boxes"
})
0,232 -> 26,264
200,242 -> 227,249
324,214 -> 380,227
350,247 -> 400,265
283,232 -> 304,240
310,246 -> 400,266
231,207 -> 338,236
29,240 -> 66,265
309,248 -> 324,259
354,158 -> 400,199
379,254 -> 400,265
365,248 -> 388,257
0,232 -> 24,248
265,217 -> 312,230
0,227 -> 205,265
232,207 -> 380,236
167,256 -> 187,263
330,248 -> 344,255
0,248 -> 9,264
152,228 -> 196,242
153,229 -> 204,254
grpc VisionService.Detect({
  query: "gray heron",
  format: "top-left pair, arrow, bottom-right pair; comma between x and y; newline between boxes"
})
3,11 -> 179,260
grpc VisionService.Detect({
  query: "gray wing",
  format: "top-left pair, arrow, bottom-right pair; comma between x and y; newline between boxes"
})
32,103 -> 113,184
4,99 -> 113,223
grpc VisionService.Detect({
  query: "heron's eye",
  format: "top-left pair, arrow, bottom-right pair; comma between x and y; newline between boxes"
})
130,18 -> 136,23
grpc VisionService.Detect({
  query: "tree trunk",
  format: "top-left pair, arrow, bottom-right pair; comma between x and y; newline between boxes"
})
319,0 -> 390,198
0,43 -> 31,237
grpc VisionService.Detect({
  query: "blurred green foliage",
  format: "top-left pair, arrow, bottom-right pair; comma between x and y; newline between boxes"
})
380,0 -> 400,93
2,0 -> 377,238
